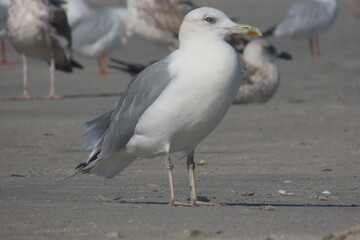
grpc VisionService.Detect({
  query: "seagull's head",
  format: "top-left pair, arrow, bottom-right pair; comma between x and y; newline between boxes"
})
179,7 -> 262,47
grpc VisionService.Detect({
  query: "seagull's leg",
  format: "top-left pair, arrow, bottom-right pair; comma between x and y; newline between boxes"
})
10,55 -> 31,100
166,153 -> 192,207
1,41 -> 15,65
166,153 -> 176,204
187,151 -> 223,206
98,54 -> 110,75
187,150 -> 197,205
21,55 -> 31,100
40,58 -> 62,100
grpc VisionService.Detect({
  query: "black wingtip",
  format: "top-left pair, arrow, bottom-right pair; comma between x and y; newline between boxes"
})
109,58 -> 148,76
278,51 -> 293,60
262,26 -> 276,37
71,59 -> 84,69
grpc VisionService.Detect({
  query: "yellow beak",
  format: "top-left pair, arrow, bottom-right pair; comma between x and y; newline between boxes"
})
226,24 -> 262,36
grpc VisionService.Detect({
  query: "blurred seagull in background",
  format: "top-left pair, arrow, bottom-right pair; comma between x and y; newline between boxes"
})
63,0 -> 92,28
127,0 -> 197,50
234,38 -> 292,104
0,0 -> 10,65
263,0 -> 338,57
6,0 -> 83,100
61,7 -> 262,206
72,7 -> 128,75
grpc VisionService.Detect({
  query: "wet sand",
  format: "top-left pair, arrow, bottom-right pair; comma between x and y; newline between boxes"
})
0,0 -> 359,239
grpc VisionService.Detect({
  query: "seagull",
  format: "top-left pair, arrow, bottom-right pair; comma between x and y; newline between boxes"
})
72,7 -> 128,75
263,0 -> 338,57
0,0 -> 10,65
234,38 -> 292,104
63,0 -> 92,29
6,0 -> 83,100
61,7 -> 262,206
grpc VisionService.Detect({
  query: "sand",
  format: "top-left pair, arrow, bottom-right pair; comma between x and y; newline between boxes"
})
0,0 -> 359,239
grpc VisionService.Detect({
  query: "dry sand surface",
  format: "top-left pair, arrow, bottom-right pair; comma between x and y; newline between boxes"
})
1,0 -> 359,239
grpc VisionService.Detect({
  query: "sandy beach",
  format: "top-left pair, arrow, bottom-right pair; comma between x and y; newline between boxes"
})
0,0 -> 359,239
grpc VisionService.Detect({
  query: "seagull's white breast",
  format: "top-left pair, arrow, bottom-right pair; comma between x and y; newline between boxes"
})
126,42 -> 240,157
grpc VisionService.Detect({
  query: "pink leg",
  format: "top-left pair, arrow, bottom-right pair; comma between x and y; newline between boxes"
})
98,54 -> 110,75
40,59 -> 62,100
9,55 -> 31,100
1,41 -> 15,65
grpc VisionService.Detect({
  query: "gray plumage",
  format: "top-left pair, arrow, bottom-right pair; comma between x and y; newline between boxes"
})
77,59 -> 172,178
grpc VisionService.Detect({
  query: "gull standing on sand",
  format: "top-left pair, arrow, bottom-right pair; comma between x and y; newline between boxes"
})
62,7 -> 262,206
0,0 -> 10,65
72,7 -> 128,75
234,39 -> 292,104
263,0 -> 338,57
6,0 -> 82,100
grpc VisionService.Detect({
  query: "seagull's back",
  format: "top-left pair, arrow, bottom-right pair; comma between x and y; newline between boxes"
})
274,0 -> 338,38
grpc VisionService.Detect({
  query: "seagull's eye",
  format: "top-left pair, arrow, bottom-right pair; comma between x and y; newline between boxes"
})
205,16 -> 215,24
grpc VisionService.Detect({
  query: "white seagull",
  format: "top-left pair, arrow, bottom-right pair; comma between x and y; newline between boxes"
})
234,38 -> 292,104
62,7 -> 262,206
6,0 -> 82,100
263,0 -> 338,57
72,7 -> 128,75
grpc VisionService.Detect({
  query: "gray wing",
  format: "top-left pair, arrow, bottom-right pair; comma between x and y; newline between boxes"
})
275,0 -> 338,37
82,58 -> 173,161
72,8 -> 126,49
